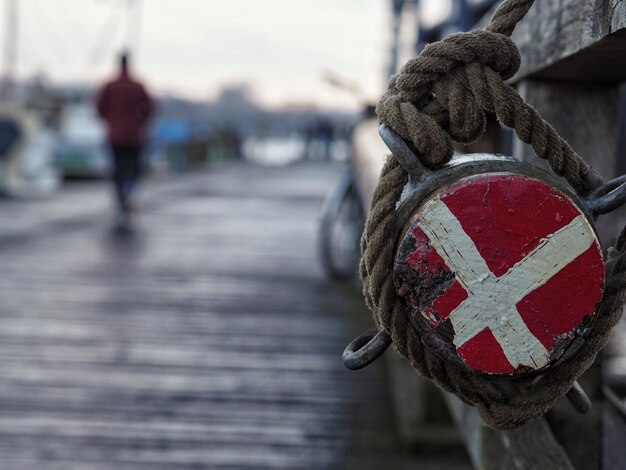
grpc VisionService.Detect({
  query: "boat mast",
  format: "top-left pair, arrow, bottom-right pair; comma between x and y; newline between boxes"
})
123,0 -> 143,57
1,0 -> 17,101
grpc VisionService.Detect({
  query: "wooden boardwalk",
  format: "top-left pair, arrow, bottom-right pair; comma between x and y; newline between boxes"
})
0,162 -> 469,469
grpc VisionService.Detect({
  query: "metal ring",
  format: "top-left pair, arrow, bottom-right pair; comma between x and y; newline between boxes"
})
342,327 -> 392,370
585,175 -> 626,217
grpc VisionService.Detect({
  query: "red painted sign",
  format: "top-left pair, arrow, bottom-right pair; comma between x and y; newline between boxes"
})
397,174 -> 604,375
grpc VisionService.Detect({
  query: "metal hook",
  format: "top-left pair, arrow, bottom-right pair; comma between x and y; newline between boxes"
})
344,327 -> 591,412
584,175 -> 626,217
565,381 -> 591,414
343,326 -> 393,370
379,124 -> 429,179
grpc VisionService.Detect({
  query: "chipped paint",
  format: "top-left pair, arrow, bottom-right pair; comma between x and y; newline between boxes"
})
396,174 -> 605,375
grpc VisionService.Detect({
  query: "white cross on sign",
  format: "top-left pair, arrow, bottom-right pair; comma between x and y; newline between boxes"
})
418,198 -> 596,370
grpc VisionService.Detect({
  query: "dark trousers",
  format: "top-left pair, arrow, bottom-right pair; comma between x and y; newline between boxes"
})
110,143 -> 143,210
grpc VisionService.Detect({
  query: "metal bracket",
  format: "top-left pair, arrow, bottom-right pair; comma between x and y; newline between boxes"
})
379,124 -> 431,180
584,175 -> 626,218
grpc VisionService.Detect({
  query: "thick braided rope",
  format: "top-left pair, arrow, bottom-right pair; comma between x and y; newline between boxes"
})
376,0 -> 601,194
362,0 -> 626,430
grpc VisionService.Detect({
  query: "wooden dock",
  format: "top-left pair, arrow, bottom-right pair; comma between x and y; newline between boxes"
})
0,162 -> 469,469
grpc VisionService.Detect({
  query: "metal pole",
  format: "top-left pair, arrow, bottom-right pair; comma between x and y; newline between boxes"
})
132,0 -> 142,57
1,0 -> 17,100
387,0 -> 404,78
123,0 -> 143,57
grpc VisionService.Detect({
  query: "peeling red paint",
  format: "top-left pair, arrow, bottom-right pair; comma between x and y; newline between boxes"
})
407,227 -> 450,276
398,174 -> 605,375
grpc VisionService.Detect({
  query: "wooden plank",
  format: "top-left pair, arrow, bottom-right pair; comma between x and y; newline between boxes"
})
514,80 -> 624,246
477,0 -> 626,82
602,386 -> 626,469
444,393 -> 574,470
512,73 -> 624,469
0,162 -> 466,469
386,353 -> 462,447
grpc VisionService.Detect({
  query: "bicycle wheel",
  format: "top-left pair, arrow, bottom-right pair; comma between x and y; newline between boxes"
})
318,167 -> 365,280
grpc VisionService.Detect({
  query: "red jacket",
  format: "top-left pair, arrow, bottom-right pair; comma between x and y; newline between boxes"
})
96,72 -> 154,145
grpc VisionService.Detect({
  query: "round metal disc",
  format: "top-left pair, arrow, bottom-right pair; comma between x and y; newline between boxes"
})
394,172 -> 604,376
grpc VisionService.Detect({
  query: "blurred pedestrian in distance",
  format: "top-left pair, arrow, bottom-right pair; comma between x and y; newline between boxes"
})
316,117 -> 334,161
303,117 -> 334,161
96,52 -> 154,228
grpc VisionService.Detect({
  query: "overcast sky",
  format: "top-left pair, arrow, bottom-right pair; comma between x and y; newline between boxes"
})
3,0 -> 398,109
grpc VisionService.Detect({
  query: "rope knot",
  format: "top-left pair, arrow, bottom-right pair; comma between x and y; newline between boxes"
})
376,29 -> 522,169
397,29 -> 520,100
375,13 -> 602,193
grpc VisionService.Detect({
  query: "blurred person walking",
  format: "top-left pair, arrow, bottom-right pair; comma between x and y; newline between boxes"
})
96,52 -> 154,228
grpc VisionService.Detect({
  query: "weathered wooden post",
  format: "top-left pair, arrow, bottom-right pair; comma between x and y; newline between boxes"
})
345,0 -> 626,467
506,3 -> 626,468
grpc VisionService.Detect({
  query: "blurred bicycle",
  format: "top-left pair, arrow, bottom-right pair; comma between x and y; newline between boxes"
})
318,164 -> 364,280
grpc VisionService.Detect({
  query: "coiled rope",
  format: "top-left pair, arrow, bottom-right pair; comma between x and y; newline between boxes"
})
361,0 -> 626,429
